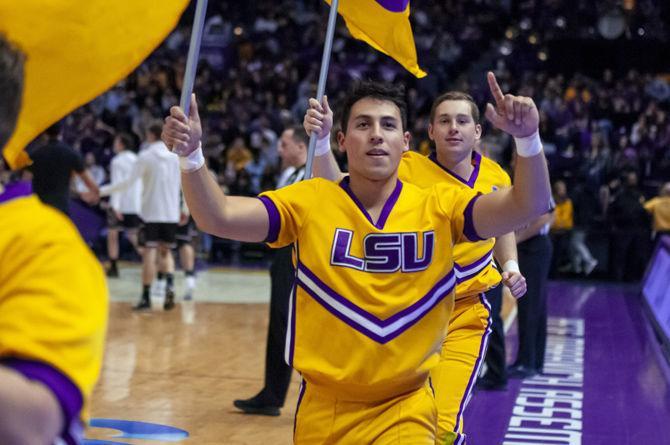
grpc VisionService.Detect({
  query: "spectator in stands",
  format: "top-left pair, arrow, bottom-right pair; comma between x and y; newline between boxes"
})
569,181 -> 599,276
608,171 -> 651,281
551,180 -> 573,274
644,182 -> 670,242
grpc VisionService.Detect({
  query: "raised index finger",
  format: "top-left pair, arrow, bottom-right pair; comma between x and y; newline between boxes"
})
487,71 -> 505,108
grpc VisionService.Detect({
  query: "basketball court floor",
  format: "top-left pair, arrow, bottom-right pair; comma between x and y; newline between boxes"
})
83,264 -> 670,444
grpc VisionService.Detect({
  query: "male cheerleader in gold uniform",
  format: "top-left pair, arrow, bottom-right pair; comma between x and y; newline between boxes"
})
306,90 -> 528,444
162,74 -> 549,444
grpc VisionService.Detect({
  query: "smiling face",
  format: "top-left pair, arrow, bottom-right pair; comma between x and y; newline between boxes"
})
337,97 -> 410,182
429,99 -> 482,160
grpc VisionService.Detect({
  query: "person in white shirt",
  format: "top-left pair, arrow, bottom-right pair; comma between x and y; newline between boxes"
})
106,132 -> 142,277
101,122 -> 181,310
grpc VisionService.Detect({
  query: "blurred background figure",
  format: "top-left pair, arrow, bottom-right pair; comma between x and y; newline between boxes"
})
105,132 -> 142,277
644,182 -> 670,243
550,179 -> 574,274
509,209 -> 555,378
233,125 -> 307,417
608,171 -> 651,281
29,121 -> 100,215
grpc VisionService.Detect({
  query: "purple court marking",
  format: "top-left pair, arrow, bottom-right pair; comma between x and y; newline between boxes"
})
462,281 -> 670,444
375,0 -> 409,13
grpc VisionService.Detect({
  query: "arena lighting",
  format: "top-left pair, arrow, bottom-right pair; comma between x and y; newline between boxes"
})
528,33 -> 538,45
598,9 -> 626,39
555,16 -> 566,28
538,50 -> 548,61
233,26 -> 243,36
499,41 -> 513,56
519,17 -> 531,31
638,27 -> 645,36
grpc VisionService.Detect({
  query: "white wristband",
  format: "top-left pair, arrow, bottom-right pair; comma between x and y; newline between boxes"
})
513,131 -> 542,158
179,143 -> 205,172
314,135 -> 332,156
502,260 -> 520,274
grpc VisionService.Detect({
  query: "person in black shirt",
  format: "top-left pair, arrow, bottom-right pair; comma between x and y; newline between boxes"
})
29,122 -> 99,214
233,125 -> 307,417
608,171 -> 651,281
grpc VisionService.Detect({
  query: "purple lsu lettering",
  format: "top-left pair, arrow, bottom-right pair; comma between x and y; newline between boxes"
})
330,228 -> 434,272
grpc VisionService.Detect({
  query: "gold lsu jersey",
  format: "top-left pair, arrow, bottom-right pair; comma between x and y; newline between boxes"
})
399,150 -> 512,298
0,195 -> 108,425
259,177 -> 480,401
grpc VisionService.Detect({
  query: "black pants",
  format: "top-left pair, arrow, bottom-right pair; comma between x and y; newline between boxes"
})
481,284 -> 506,383
515,234 -> 553,372
610,228 -> 651,281
261,245 -> 295,406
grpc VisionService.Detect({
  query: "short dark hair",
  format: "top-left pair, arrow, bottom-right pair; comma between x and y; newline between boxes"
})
115,132 -> 134,150
147,121 -> 163,140
429,91 -> 480,124
339,81 -> 407,133
45,120 -> 64,139
287,125 -> 309,146
0,34 -> 25,149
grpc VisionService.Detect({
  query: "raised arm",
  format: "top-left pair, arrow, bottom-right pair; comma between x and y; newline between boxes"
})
472,72 -> 551,239
162,95 -> 269,242
303,95 -> 345,181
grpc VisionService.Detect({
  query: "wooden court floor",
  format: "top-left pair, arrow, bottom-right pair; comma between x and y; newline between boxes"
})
86,301 -> 301,444
86,263 -> 515,444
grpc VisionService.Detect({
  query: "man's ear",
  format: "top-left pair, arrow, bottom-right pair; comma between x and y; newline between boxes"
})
474,123 -> 482,141
336,131 -> 346,153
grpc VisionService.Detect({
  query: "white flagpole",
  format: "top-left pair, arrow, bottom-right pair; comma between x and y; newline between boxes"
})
179,0 -> 209,117
304,0 -> 340,179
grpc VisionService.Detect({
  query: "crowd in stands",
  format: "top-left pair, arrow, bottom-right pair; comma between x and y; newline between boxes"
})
1,0 -> 669,279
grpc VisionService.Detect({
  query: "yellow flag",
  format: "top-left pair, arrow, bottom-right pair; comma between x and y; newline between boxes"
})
0,0 -> 189,169
326,0 -> 426,79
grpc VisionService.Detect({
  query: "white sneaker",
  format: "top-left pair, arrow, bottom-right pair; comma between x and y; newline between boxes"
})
151,279 -> 167,298
584,259 -> 598,276
183,276 -> 196,301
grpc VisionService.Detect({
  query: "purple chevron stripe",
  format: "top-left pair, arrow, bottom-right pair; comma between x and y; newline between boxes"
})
455,249 -> 494,282
375,0 -> 409,13
298,262 -> 454,327
296,262 -> 454,344
297,280 -> 390,343
383,271 -> 455,325
456,249 -> 493,273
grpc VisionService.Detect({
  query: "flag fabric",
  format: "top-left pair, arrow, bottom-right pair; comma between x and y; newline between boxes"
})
0,0 -> 189,169
326,0 -> 426,78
